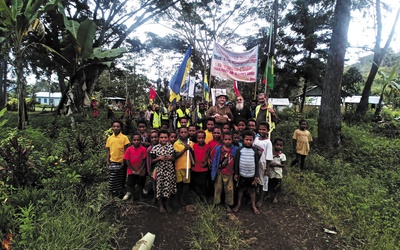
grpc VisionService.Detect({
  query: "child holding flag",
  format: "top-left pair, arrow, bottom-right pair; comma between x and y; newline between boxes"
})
174,127 -> 194,207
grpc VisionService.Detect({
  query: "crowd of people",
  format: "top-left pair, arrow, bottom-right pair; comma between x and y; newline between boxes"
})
105,93 -> 313,214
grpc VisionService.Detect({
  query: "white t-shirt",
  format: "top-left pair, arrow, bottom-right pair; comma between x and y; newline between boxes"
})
269,152 -> 286,179
253,137 -> 273,161
253,137 -> 273,185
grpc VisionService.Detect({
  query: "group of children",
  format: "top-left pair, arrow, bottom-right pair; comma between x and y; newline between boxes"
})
107,117 -> 312,214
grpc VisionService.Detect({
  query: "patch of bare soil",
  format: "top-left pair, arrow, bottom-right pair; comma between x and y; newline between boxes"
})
114,195 -> 345,250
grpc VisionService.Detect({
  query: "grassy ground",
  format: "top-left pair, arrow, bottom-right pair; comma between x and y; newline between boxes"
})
187,115 -> 400,249
2,109 -> 399,249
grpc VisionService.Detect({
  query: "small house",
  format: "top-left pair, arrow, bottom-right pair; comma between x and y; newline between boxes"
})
34,92 -> 62,106
344,95 -> 382,111
269,98 -> 291,111
103,97 -> 126,110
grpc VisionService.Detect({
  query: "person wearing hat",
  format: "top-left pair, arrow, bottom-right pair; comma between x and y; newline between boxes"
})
206,92 -> 233,126
150,105 -> 161,129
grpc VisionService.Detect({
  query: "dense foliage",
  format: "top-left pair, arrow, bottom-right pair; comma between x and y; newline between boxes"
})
0,112 -> 118,249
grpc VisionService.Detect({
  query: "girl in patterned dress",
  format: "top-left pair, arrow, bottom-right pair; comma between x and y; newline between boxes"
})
150,130 -> 177,213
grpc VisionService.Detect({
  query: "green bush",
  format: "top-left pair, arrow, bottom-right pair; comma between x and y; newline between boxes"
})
12,185 -> 117,250
284,123 -> 400,249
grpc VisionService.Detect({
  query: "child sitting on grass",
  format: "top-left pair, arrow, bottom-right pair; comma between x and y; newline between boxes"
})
233,130 -> 262,214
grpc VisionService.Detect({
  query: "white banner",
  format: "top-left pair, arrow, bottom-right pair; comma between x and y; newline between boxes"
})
188,76 -> 195,98
210,43 -> 258,83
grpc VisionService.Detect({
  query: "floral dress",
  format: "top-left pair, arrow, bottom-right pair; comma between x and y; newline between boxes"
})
150,143 -> 177,199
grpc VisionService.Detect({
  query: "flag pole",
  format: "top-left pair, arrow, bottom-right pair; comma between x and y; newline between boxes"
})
265,24 -> 273,94
186,138 -> 190,179
155,90 -> 166,108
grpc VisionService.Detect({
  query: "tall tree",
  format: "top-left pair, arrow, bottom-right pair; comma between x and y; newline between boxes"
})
284,0 -> 334,113
0,0 -> 59,129
318,0 -> 351,149
342,66 -> 363,95
0,57 -> 6,107
23,0 -> 180,114
356,1 -> 400,115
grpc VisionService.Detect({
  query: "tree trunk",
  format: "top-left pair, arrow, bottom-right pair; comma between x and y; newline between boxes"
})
356,3 -> 400,115
56,65 -> 104,115
318,0 -> 351,149
0,57 -> 7,108
16,52 -> 27,130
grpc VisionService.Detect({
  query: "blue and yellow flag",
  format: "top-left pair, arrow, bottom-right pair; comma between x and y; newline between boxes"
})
169,46 -> 192,102
204,74 -> 210,102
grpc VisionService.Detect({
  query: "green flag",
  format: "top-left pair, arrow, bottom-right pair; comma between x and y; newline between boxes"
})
263,56 -> 274,90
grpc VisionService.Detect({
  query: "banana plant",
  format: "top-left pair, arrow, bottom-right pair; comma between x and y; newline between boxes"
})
0,0 -> 59,129
55,2 -> 125,113
374,63 -> 400,121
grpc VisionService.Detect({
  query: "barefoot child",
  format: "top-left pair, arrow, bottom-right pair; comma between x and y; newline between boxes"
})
269,137 -> 286,203
191,130 -> 210,199
208,126 -> 223,165
253,121 -> 273,207
211,132 -> 238,212
144,131 -> 159,202
174,127 -> 194,207
150,130 -> 176,213
233,130 -> 263,214
106,120 -> 130,202
290,119 -> 313,170
123,133 -> 147,201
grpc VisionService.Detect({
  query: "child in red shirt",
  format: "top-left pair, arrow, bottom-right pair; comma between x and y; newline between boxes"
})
123,133 -> 147,201
191,130 -> 210,199
208,126 -> 222,165
211,132 -> 237,212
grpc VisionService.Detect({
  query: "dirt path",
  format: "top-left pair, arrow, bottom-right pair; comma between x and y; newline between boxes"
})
114,196 -> 344,250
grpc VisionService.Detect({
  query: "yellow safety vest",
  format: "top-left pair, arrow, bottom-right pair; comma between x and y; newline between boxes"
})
255,104 -> 275,132
196,109 -> 204,129
161,107 -> 169,120
176,108 -> 190,128
152,112 -> 161,128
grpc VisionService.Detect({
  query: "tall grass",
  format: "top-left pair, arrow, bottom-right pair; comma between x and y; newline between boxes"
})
284,124 -> 400,249
189,202 -> 248,250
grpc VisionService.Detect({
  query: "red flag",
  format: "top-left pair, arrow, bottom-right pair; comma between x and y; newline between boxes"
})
233,81 -> 240,96
149,87 -> 156,100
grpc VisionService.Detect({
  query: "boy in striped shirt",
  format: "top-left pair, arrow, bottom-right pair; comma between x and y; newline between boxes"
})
233,130 -> 262,214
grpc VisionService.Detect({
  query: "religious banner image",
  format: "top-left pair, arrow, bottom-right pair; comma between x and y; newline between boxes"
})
210,43 -> 258,83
